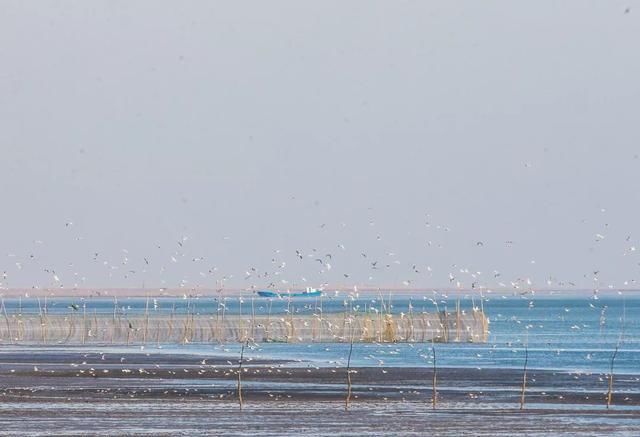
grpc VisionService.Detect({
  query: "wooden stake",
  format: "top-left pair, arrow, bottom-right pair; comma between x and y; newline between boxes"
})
288,303 -> 295,342
238,340 -> 247,411
143,295 -> 150,345
319,294 -> 324,342
251,297 -> 256,341
168,303 -> 175,341
607,346 -> 618,409
43,296 -> 48,344
126,321 -> 132,346
111,297 -> 117,344
81,302 -> 87,345
345,328 -> 354,411
520,346 -> 528,410
37,297 -> 45,344
93,310 -> 98,342
2,299 -> 14,344
265,298 -> 272,342
432,343 -> 438,410
221,299 -> 226,343
456,299 -> 461,342
239,297 -> 244,342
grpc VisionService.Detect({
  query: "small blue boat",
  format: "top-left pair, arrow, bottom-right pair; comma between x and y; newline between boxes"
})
257,288 -> 322,298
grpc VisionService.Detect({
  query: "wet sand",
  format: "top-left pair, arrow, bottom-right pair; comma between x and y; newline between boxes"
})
2,400 -> 639,436
0,348 -> 639,435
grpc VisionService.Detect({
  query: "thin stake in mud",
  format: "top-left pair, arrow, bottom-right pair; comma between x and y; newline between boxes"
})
251,297 -> 256,341
43,296 -> 49,344
345,327 -> 354,411
432,343 -> 437,409
143,295 -> 150,345
520,346 -> 528,410
81,302 -> 87,345
607,345 -> 619,409
608,300 -> 625,410
238,340 -> 248,411
110,297 -> 115,344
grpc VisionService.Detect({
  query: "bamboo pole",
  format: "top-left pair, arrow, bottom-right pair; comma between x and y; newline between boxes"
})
190,302 -> 196,342
215,298 -> 221,342
156,321 -> 161,347
182,300 -> 190,344
143,295 -> 150,345
250,297 -> 256,341
111,297 -> 117,344
607,346 -> 618,409
443,310 -> 449,342
480,293 -> 489,342
239,297 -> 244,342
288,303 -> 295,342
432,343 -> 437,410
0,302 -> 489,345
126,321 -> 133,346
238,340 -> 247,411
520,346 -> 528,410
43,296 -> 48,344
608,302 -> 625,410
312,297 -> 318,342
342,301 -> 348,341
319,294 -> 324,342
221,299 -> 226,342
378,292 -> 383,342
37,297 -> 45,344
93,309 -> 98,342
456,299 -> 461,342
81,302 -> 87,345
168,303 -> 175,341
64,312 -> 75,343
2,298 -> 14,344
345,327 -> 354,411
265,298 -> 272,342
208,298 -> 216,342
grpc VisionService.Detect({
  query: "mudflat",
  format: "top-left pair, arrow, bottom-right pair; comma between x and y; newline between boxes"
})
0,347 -> 638,435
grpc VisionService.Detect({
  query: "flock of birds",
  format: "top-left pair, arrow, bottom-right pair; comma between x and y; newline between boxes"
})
0,209 -> 636,413
1,206 -> 638,298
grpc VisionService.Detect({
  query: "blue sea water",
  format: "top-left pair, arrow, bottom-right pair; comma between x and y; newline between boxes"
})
2,293 -> 638,374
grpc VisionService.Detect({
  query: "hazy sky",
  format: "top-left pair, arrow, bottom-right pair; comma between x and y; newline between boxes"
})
1,1 -> 639,291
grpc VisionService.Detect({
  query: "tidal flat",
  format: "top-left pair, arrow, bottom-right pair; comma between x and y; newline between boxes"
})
0,347 -> 639,436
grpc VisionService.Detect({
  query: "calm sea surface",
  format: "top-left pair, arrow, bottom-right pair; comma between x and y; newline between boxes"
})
2,293 -> 638,374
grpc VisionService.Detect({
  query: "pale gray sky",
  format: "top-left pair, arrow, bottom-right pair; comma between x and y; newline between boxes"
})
1,1 -> 639,291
